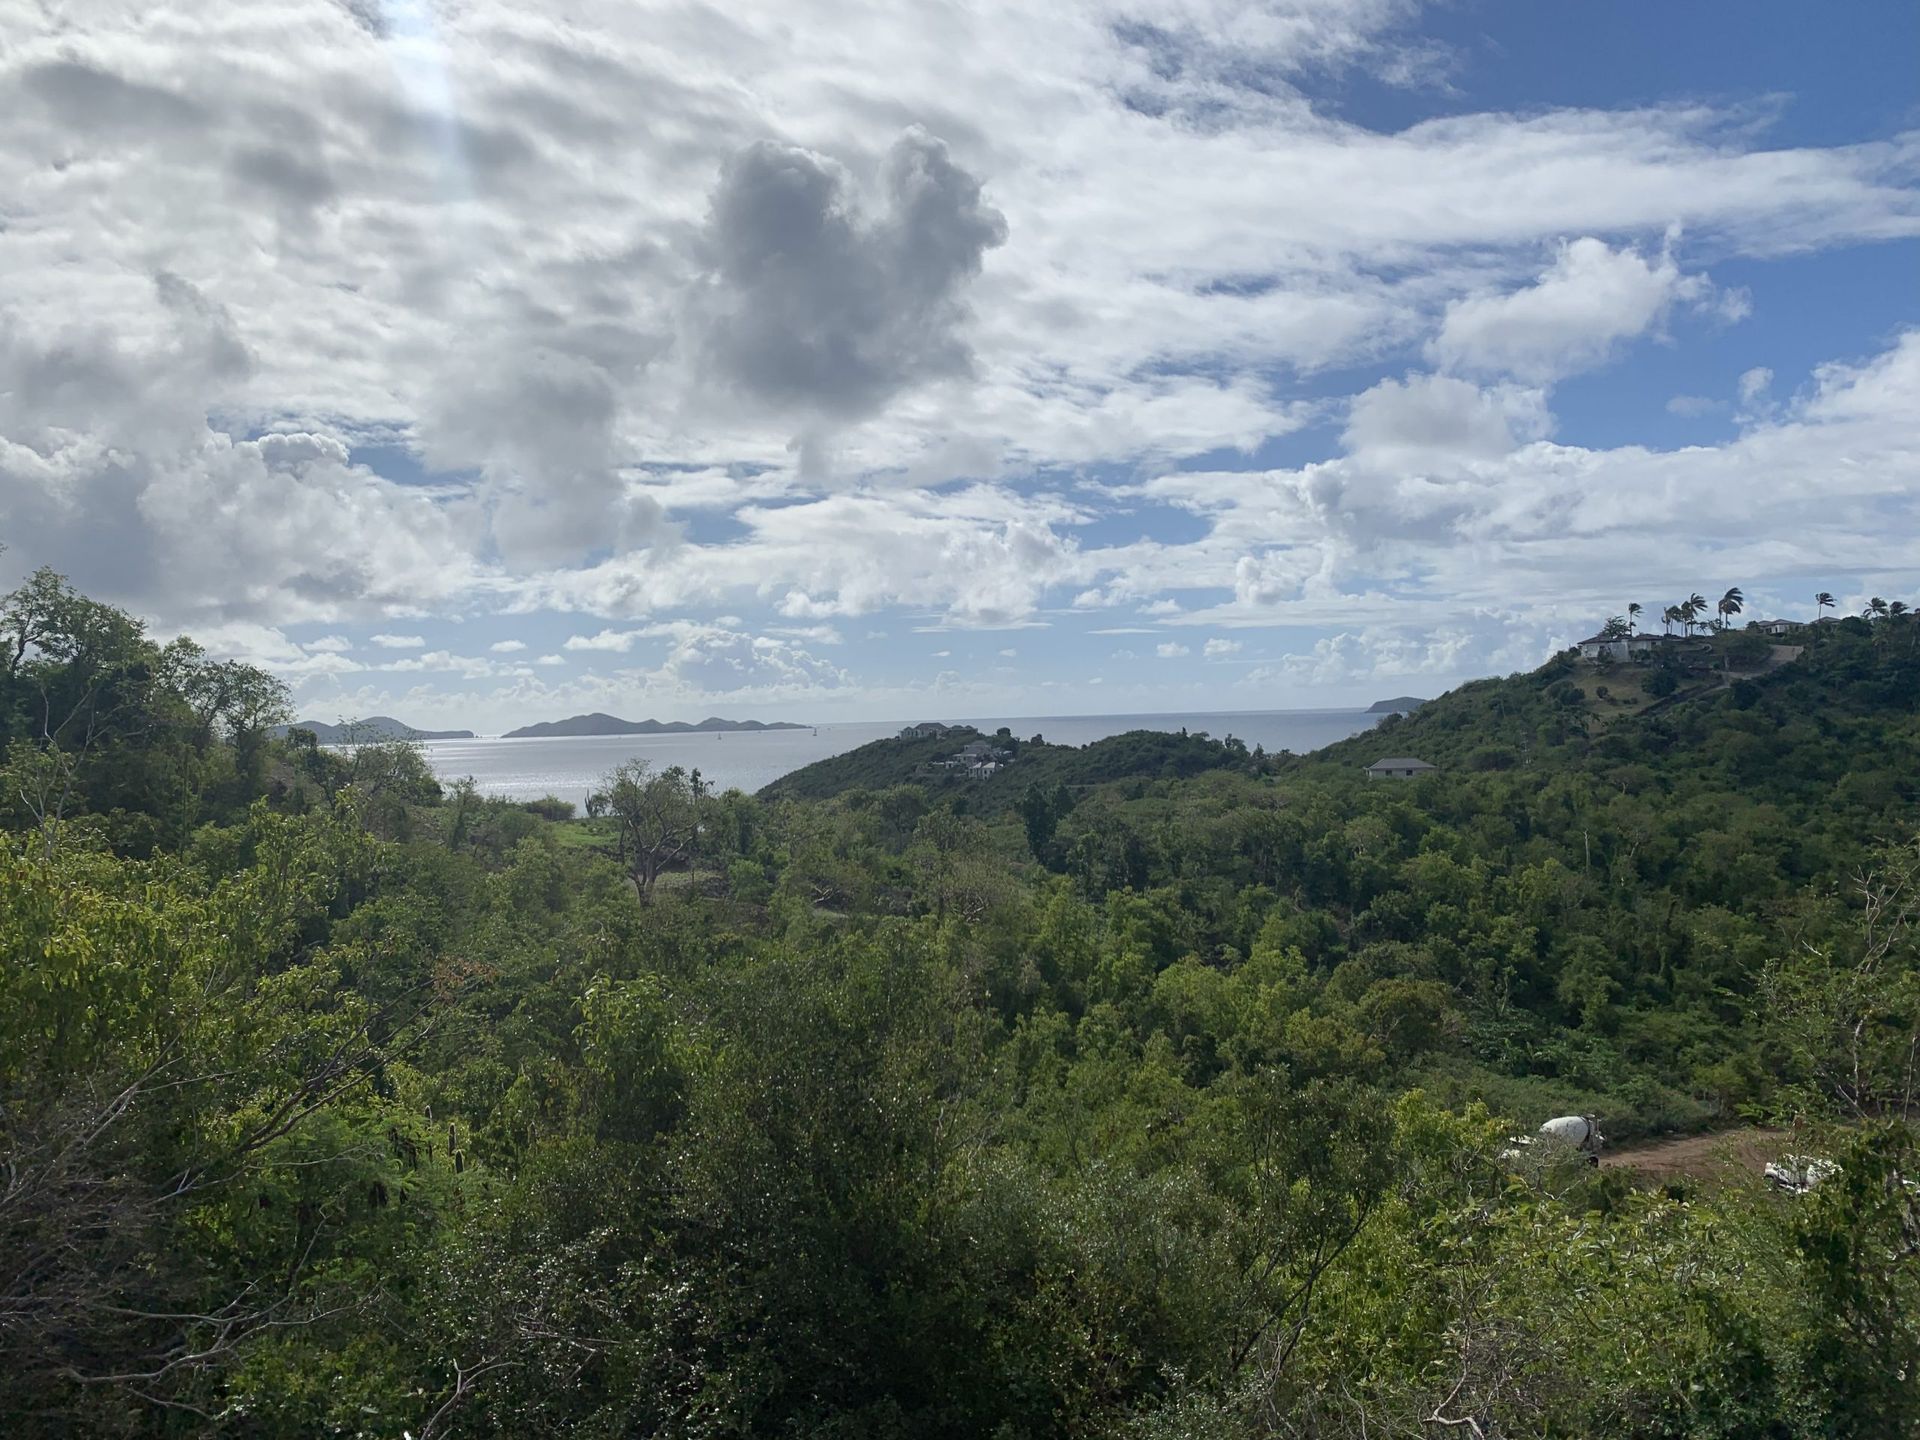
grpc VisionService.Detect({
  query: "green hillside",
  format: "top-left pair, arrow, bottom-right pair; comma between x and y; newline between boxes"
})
8,568 -> 1920,1437
1312,617 -> 1915,788
762,723 -> 1257,811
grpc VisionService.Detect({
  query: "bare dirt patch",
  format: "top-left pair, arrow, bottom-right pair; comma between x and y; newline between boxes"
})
1602,1127 -> 1785,1185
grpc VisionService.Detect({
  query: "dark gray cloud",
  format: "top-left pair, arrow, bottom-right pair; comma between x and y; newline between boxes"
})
690,129 -> 1007,421
153,271 -> 253,382
333,0 -> 389,39
20,57 -> 207,139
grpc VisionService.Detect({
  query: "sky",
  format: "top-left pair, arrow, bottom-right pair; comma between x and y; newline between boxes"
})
1,0 -> 1915,732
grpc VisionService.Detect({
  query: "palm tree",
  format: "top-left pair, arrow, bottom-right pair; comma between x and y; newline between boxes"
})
1661,605 -> 1678,636
1890,600 -> 1910,620
1867,597 -> 1889,621
1815,591 -> 1835,619
1717,586 -> 1744,631
1627,602 -> 1643,635
1687,593 -> 1707,635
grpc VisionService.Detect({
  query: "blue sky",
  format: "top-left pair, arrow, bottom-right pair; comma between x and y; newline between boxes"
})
1,0 -> 1915,731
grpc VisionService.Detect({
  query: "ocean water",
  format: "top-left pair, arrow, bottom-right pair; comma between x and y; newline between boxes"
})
419,708 -> 1385,809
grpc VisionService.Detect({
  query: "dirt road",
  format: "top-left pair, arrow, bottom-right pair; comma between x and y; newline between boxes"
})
1601,1127 -> 1784,1184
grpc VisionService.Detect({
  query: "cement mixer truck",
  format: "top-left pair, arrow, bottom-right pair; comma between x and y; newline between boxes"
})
1499,1114 -> 1605,1166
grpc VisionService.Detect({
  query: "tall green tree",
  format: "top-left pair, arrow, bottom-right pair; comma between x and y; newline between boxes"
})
601,760 -> 706,899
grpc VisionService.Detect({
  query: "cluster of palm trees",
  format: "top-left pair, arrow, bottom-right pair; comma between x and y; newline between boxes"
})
1646,588 -> 1745,636
1602,588 -> 1911,644
1817,591 -> 1911,622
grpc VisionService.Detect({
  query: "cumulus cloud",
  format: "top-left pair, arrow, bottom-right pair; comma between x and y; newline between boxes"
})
1739,367 -> 1774,404
1735,365 -> 1778,422
1429,238 -> 1717,382
1156,641 -> 1191,658
0,280 -> 474,629
688,130 -> 1007,426
489,639 -> 527,652
1203,638 -> 1242,657
640,625 -> 850,695
377,650 -> 519,680
370,633 -> 425,649
305,634 -> 353,653
1139,329 -> 1920,638
1244,623 -> 1542,689
563,629 -> 646,653
1347,372 -> 1553,463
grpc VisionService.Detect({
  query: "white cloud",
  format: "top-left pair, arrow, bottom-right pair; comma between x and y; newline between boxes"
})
1156,641 -> 1191,658
1739,365 -> 1775,405
767,624 -> 845,645
370,633 -> 426,649
1203,638 -> 1242,657
563,629 -> 646,653
630,624 -> 852,696
1429,238 -> 1715,382
376,650 -> 514,680
489,639 -> 527,653
535,654 -> 566,666
1343,373 -> 1552,462
304,634 -> 352,653
1242,621 -> 1547,690
1666,394 -> 1720,418
1732,364 -> 1781,426
1138,330 -> 1920,637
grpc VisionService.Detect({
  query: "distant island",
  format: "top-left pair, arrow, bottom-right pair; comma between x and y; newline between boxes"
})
1367,696 -> 1427,714
273,716 -> 475,743
503,713 -> 808,739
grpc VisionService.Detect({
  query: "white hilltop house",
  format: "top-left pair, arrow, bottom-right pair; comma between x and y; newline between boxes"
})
1575,630 -> 1666,663
934,736 -> 1011,779
899,721 -> 953,739
1366,757 -> 1438,780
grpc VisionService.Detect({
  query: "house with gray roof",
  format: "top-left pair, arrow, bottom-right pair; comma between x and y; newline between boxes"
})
1366,757 -> 1438,780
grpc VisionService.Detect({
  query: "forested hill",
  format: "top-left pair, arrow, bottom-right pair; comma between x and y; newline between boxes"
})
759,723 -> 1253,808
274,715 -> 475,742
1306,617 -> 1918,797
504,712 -> 807,737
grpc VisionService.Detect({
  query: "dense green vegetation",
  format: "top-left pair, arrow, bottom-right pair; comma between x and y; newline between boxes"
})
760,724 -> 1255,811
5,570 -> 1919,1437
